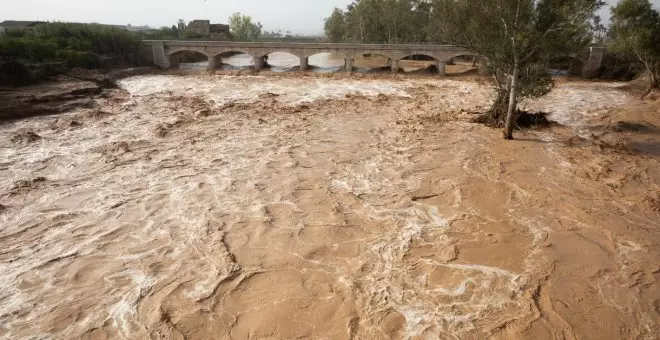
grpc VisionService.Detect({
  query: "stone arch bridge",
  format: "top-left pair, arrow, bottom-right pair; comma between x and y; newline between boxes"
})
145,40 -> 604,77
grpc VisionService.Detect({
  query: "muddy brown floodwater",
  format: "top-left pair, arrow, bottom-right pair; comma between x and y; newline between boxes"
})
0,74 -> 658,340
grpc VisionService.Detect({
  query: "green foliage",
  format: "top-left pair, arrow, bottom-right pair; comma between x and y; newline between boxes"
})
324,0 -> 605,135
609,0 -> 660,90
0,36 -> 58,61
325,0 -> 432,43
229,13 -> 263,41
324,8 -> 347,42
4,28 -> 29,38
177,19 -> 187,39
55,49 -> 99,68
0,22 -> 141,68
433,0 -> 602,131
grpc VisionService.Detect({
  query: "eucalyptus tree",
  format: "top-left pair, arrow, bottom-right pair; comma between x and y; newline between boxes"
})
324,8 -> 347,42
610,0 -> 660,98
433,0 -> 603,139
229,13 -> 263,42
327,0 -> 433,43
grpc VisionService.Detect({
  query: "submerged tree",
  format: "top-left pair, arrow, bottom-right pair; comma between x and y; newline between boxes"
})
610,0 -> 660,98
433,0 -> 603,139
229,13 -> 263,42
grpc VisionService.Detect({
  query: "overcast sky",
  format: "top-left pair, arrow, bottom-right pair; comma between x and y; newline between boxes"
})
3,0 -> 660,36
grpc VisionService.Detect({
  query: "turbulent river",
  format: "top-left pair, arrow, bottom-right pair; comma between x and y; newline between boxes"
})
1,74 -> 658,339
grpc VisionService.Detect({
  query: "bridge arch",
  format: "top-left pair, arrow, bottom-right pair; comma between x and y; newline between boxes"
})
357,51 -> 395,61
261,51 -> 303,70
443,53 -> 483,76
398,53 -> 440,73
261,50 -> 303,59
165,48 -> 210,69
253,50 -> 303,60
396,52 -> 439,61
212,49 -> 253,58
306,52 -> 346,68
301,50 -> 352,60
354,52 -> 397,72
443,52 -> 481,63
166,47 -> 211,57
211,50 -> 254,70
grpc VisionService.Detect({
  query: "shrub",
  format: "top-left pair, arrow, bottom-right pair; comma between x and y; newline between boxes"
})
0,60 -> 31,86
0,36 -> 58,61
0,22 -> 141,68
55,49 -> 100,68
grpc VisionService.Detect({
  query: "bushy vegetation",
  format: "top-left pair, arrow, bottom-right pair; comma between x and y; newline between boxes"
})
609,0 -> 660,98
324,0 -> 434,43
0,22 -> 142,68
229,13 -> 263,41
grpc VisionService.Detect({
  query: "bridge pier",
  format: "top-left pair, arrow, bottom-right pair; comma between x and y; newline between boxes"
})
436,61 -> 446,76
152,41 -> 168,69
207,55 -> 218,71
582,47 -> 604,78
345,58 -> 354,73
300,57 -> 309,71
253,56 -> 266,71
391,59 -> 400,74
163,55 -> 177,70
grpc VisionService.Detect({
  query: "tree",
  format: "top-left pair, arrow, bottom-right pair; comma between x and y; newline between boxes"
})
229,13 -> 263,41
433,0 -> 603,139
592,15 -> 607,43
408,0 -> 432,42
177,19 -> 187,39
324,8 -> 347,42
610,0 -> 660,98
324,0 -> 434,44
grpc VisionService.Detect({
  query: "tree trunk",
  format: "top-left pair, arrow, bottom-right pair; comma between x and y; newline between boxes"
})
650,68 -> 658,90
504,60 -> 519,140
637,57 -> 657,100
641,64 -> 658,100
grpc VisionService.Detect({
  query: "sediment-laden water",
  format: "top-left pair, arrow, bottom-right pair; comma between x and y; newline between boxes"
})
0,74 -> 658,339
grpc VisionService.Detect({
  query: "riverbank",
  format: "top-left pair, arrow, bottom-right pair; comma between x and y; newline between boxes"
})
0,73 -> 658,339
0,67 -> 156,121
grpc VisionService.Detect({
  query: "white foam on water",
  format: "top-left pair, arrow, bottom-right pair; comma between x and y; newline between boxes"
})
414,202 -> 449,227
104,270 -> 156,335
523,82 -> 633,131
119,75 -> 413,106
